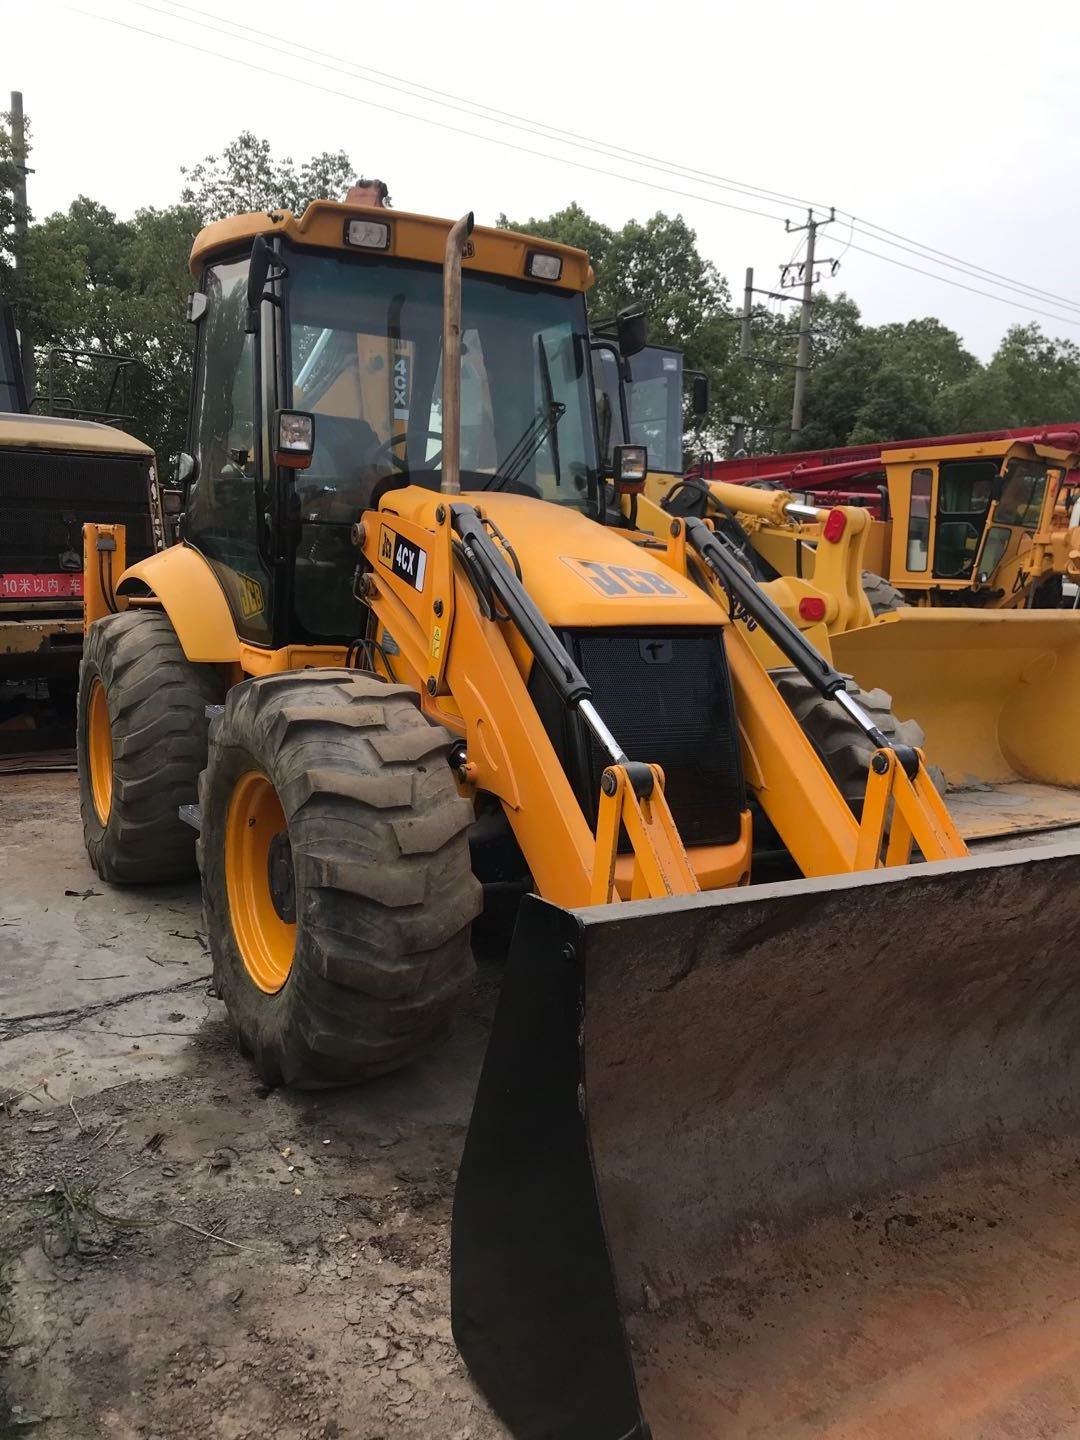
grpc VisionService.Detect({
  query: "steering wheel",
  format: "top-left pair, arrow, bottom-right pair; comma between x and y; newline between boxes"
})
371,430 -> 444,473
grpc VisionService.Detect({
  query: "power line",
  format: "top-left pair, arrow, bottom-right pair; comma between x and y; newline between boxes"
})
63,4 -> 794,228
847,214 -> 1080,313
58,1 -> 1080,333
847,243 -> 1080,330
137,0 -> 827,217
848,223 -> 1080,316
137,0 -> 1080,318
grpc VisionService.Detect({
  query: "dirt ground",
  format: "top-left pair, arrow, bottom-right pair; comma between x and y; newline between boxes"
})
0,772 -> 508,1440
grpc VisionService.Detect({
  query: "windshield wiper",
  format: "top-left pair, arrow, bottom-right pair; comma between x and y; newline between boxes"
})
485,335 -> 565,492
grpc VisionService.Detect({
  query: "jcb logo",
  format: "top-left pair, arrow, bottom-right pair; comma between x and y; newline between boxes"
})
237,573 -> 264,618
561,556 -> 682,598
379,529 -> 394,564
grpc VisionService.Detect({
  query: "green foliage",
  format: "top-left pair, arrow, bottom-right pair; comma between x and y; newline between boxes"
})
4,136 -> 1079,471
180,130 -> 354,222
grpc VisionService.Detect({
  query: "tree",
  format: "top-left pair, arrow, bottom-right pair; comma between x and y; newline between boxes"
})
501,203 -> 734,453
181,131 -> 354,222
939,324 -> 1080,432
18,197 -> 200,460
0,107 -> 28,290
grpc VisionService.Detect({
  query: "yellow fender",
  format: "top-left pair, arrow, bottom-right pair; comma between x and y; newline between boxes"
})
118,545 -> 240,664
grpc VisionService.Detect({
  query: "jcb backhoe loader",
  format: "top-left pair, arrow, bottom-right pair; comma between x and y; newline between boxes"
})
77,201 -> 1080,1438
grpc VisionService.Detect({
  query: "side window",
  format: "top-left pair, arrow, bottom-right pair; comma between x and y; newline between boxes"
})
907,468 -> 932,572
185,259 -> 273,644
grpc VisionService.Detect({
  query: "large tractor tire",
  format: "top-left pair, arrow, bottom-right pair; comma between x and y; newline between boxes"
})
77,610 -> 225,884
860,569 -> 908,617
198,670 -> 481,1088
774,670 -> 946,811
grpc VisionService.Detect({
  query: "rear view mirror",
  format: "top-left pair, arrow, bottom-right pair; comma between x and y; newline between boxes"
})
691,374 -> 710,416
616,307 -> 647,359
274,409 -> 315,470
175,452 -> 196,486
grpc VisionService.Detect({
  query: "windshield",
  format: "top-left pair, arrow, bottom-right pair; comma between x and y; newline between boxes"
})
288,252 -> 599,512
995,457 -> 1049,528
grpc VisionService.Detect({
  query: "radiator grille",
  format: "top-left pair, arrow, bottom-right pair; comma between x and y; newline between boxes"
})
0,451 -> 153,571
531,627 -> 746,848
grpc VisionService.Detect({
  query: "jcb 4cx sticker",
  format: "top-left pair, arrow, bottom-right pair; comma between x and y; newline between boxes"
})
561,556 -> 682,598
379,525 -> 428,592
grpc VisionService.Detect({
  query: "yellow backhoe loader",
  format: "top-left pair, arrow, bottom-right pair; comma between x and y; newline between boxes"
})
663,472 -> 1080,845
77,201 -> 1080,1438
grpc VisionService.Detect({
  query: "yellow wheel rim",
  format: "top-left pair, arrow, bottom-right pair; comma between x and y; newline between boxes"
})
225,770 -> 297,994
87,678 -> 114,824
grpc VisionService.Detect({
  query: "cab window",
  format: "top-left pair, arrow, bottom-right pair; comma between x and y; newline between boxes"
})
185,258 -> 273,644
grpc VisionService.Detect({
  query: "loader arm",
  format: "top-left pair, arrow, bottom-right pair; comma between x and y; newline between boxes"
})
357,489 -> 748,907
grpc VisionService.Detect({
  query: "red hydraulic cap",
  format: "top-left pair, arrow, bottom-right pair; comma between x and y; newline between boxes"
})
798,596 -> 827,622
823,508 -> 847,543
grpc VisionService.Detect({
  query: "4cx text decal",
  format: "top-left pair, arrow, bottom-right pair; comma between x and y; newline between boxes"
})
560,556 -> 682,598
378,525 -> 428,592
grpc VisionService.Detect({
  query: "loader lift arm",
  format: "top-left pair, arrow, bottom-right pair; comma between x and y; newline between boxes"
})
683,515 -> 966,866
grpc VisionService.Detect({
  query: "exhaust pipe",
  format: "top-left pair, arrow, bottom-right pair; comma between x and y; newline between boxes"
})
441,211 -> 475,496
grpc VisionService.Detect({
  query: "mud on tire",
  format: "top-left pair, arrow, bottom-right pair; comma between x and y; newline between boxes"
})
198,670 -> 481,1088
77,611 -> 225,884
775,669 -> 946,811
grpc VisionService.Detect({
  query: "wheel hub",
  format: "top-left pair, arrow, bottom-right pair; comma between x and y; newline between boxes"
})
267,830 -> 296,923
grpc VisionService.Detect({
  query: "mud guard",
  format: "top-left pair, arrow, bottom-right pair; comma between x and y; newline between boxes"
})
453,843 -> 1080,1439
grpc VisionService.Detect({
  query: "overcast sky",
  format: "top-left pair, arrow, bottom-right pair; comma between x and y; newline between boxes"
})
7,0 -> 1080,359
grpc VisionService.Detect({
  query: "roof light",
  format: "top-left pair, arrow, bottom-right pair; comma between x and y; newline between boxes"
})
526,250 -> 563,282
798,596 -> 827,623
823,508 -> 847,543
344,219 -> 391,251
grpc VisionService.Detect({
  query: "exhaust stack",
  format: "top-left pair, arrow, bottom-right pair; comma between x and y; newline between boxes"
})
441,211 -> 475,496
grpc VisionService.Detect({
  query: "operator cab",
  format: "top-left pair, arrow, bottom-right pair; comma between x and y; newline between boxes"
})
178,204 -> 623,649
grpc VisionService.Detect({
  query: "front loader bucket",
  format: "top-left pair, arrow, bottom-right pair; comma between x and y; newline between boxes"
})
453,844 -> 1080,1439
832,609 -> 1080,840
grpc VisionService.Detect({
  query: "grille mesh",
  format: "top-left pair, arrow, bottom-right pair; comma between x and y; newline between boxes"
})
0,452 -> 153,569
531,627 -> 746,848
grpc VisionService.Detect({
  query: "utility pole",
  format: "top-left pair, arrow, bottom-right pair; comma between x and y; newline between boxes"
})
784,207 -> 837,444
731,267 -> 754,455
10,90 -> 35,404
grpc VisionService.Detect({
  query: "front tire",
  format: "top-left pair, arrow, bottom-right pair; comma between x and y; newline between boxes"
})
77,611 -> 225,883
774,670 -> 946,810
198,670 -> 481,1087
861,570 -> 908,617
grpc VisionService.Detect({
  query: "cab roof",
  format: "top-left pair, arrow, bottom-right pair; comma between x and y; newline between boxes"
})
189,202 -> 595,293
0,411 -> 154,457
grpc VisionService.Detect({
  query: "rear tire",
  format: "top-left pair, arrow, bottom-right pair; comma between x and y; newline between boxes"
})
861,570 -> 907,617
198,670 -> 481,1088
774,670 -> 946,811
77,611 -> 225,883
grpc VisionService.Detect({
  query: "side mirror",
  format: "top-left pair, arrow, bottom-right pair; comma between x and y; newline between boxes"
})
613,444 -> 647,495
616,306 -> 647,359
691,373 -> 710,416
274,409 -> 315,470
175,452 -> 196,486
